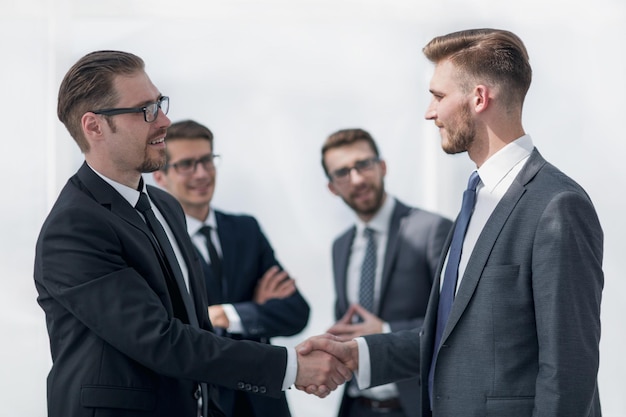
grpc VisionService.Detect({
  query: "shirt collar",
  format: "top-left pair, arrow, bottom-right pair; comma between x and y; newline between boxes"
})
187,208 -> 217,236
87,163 -> 144,206
356,194 -> 395,236
477,134 -> 534,192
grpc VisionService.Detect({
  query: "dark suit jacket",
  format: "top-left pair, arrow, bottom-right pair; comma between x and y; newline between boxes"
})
34,163 -> 288,417
201,210 -> 310,417
365,149 -> 604,417
332,199 -> 452,417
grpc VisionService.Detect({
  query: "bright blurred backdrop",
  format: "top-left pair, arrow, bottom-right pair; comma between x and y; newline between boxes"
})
1,1 -> 624,416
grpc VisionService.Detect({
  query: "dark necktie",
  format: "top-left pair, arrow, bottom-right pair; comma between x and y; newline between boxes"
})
359,227 -> 377,313
428,171 -> 480,403
135,192 -> 198,327
198,225 -> 224,299
135,193 -> 208,417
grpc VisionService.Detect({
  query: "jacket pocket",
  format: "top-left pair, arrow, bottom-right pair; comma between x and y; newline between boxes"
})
81,385 -> 156,411
486,396 -> 534,416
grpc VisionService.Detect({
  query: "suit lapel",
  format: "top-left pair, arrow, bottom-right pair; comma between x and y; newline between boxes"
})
76,164 -> 200,325
379,200 -> 411,311
335,228 -> 355,314
442,149 -> 546,342
76,163 -> 150,235
147,186 -> 201,327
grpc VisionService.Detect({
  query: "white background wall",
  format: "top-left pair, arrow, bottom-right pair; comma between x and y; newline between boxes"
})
1,1 -> 624,416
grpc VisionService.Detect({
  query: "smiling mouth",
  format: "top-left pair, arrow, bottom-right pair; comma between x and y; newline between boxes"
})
190,182 -> 212,191
149,137 -> 165,145
352,187 -> 371,199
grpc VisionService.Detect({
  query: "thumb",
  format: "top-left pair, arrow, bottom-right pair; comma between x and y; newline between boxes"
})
296,333 -> 337,355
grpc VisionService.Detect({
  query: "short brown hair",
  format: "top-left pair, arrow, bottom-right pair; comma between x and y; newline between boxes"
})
321,128 -> 380,178
57,50 -> 145,152
423,28 -> 532,108
163,119 -> 214,166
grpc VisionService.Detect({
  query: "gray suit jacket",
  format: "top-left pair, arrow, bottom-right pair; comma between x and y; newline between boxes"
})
365,149 -> 603,417
333,199 -> 452,417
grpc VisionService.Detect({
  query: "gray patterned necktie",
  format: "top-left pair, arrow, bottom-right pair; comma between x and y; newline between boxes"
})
359,227 -> 377,313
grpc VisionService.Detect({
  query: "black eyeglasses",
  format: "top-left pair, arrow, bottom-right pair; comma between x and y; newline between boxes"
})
91,96 -> 169,123
164,153 -> 221,175
329,157 -> 380,184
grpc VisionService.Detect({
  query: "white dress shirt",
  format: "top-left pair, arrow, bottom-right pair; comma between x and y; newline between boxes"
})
347,194 -> 398,399
355,135 -> 534,389
348,194 -> 393,317
186,212 -> 244,333
91,168 -> 191,291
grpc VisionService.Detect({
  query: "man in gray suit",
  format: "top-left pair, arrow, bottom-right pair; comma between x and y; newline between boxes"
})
321,128 -> 452,417
298,28 -> 604,417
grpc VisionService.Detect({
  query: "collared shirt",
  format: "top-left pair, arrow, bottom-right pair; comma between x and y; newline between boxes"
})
186,211 -> 243,334
355,135 -> 534,390
90,167 -> 191,291
447,134 -> 533,292
347,194 -> 398,400
187,211 -> 222,261
347,194 -> 394,313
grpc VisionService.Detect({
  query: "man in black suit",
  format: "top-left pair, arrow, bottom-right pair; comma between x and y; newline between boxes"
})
34,50 -> 350,417
321,128 -> 452,417
153,119 -> 310,416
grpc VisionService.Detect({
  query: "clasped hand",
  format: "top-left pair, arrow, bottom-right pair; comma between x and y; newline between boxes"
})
294,333 -> 359,398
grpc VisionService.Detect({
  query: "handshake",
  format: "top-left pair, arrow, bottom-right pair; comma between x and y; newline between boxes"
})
294,333 -> 359,398
295,304 -> 383,398
293,303 -> 381,397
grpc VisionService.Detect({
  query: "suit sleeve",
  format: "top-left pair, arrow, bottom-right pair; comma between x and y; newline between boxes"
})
532,190 -> 603,415
232,218 -> 310,338
365,328 -> 421,387
35,204 -> 287,397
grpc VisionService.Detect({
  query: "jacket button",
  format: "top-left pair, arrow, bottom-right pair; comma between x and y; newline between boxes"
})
237,382 -> 245,390
259,387 -> 267,394
245,384 -> 252,391
252,386 -> 259,393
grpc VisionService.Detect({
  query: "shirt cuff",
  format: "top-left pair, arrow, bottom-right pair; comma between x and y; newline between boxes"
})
222,304 -> 243,333
282,347 -> 298,390
355,337 -> 371,389
382,321 -> 391,334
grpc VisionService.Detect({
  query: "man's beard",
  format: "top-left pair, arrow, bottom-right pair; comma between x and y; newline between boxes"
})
344,183 -> 385,218
139,148 -> 167,173
441,102 -> 475,155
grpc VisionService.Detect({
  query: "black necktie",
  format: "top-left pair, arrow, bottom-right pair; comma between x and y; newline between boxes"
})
429,171 -> 480,403
135,192 -> 198,327
135,193 -> 209,417
198,225 -> 224,299
359,227 -> 377,313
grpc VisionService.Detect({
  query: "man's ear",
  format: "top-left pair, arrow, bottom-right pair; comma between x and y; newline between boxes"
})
81,112 -> 104,143
327,181 -> 339,196
473,85 -> 491,114
379,159 -> 387,177
153,170 -> 166,187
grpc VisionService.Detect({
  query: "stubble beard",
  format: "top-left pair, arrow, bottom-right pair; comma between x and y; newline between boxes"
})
139,147 -> 167,173
441,102 -> 475,155
345,182 -> 385,219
